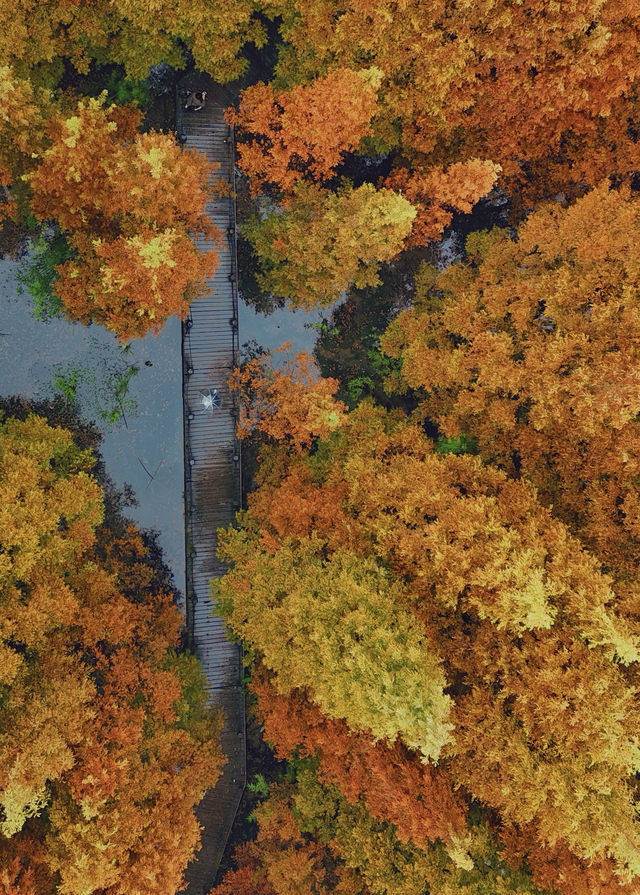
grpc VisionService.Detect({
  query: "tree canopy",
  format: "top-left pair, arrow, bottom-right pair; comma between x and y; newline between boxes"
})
0,0 -> 264,85
3,0 -> 640,890
260,0 -> 640,202
227,67 -> 384,195
382,183 -> 640,586
224,0 -> 640,311
213,363 -> 640,893
244,183 -> 416,307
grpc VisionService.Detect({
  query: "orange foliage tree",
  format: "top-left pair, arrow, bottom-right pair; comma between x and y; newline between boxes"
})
250,668 -> 467,850
211,759 -> 554,895
381,182 -> 640,585
215,351 -> 640,893
210,786 -> 367,895
383,159 -> 501,247
20,94 -> 218,339
228,67 -> 383,195
0,413 -> 224,895
229,346 -> 346,450
262,0 -> 640,203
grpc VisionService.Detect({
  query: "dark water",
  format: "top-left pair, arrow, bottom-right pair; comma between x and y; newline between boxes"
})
0,257 -> 323,595
238,298 -> 324,361
0,258 -> 186,593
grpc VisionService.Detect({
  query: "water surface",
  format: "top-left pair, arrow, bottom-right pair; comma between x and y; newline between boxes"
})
238,298 -> 324,360
0,254 -> 327,593
0,258 -> 186,592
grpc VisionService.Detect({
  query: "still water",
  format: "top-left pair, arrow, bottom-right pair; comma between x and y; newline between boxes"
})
0,258 -> 186,590
0,257 -> 322,594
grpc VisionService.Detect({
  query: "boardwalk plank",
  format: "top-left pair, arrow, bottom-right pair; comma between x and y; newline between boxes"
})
178,75 -> 245,895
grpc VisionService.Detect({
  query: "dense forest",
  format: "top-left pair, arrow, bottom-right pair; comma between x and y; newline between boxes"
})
3,2 -> 640,894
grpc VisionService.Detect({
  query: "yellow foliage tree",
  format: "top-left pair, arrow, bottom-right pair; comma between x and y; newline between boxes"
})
216,533 -> 453,762
246,182 -> 416,307
381,183 -> 640,585
0,0 -> 264,83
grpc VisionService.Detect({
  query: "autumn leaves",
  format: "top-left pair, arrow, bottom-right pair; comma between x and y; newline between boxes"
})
205,5 -> 640,885
383,183 -> 640,584
2,1 -> 640,337
0,72 -> 218,340
3,2 -> 640,894
230,67 -> 499,307
0,414 -> 224,894
212,377 -> 640,893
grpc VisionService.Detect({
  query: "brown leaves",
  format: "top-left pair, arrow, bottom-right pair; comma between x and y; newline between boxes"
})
384,159 -> 501,247
251,669 -> 467,848
230,348 -> 346,450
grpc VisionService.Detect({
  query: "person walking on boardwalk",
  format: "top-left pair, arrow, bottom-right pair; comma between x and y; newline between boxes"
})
184,90 -> 207,112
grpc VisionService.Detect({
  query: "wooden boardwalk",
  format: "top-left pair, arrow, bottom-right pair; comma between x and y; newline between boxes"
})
177,74 -> 245,895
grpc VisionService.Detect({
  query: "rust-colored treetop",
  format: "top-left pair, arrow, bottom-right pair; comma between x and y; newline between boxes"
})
263,0 -> 640,201
0,414 -> 224,895
229,347 -> 347,450
224,1 -> 640,315
227,67 -> 383,195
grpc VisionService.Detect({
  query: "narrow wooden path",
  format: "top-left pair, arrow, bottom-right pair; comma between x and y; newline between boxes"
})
177,74 -> 245,895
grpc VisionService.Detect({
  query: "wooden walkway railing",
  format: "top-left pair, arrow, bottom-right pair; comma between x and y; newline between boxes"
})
177,74 -> 245,895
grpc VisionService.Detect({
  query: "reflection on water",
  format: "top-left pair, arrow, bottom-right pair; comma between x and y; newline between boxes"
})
0,257 -> 186,594
238,297 -> 324,362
